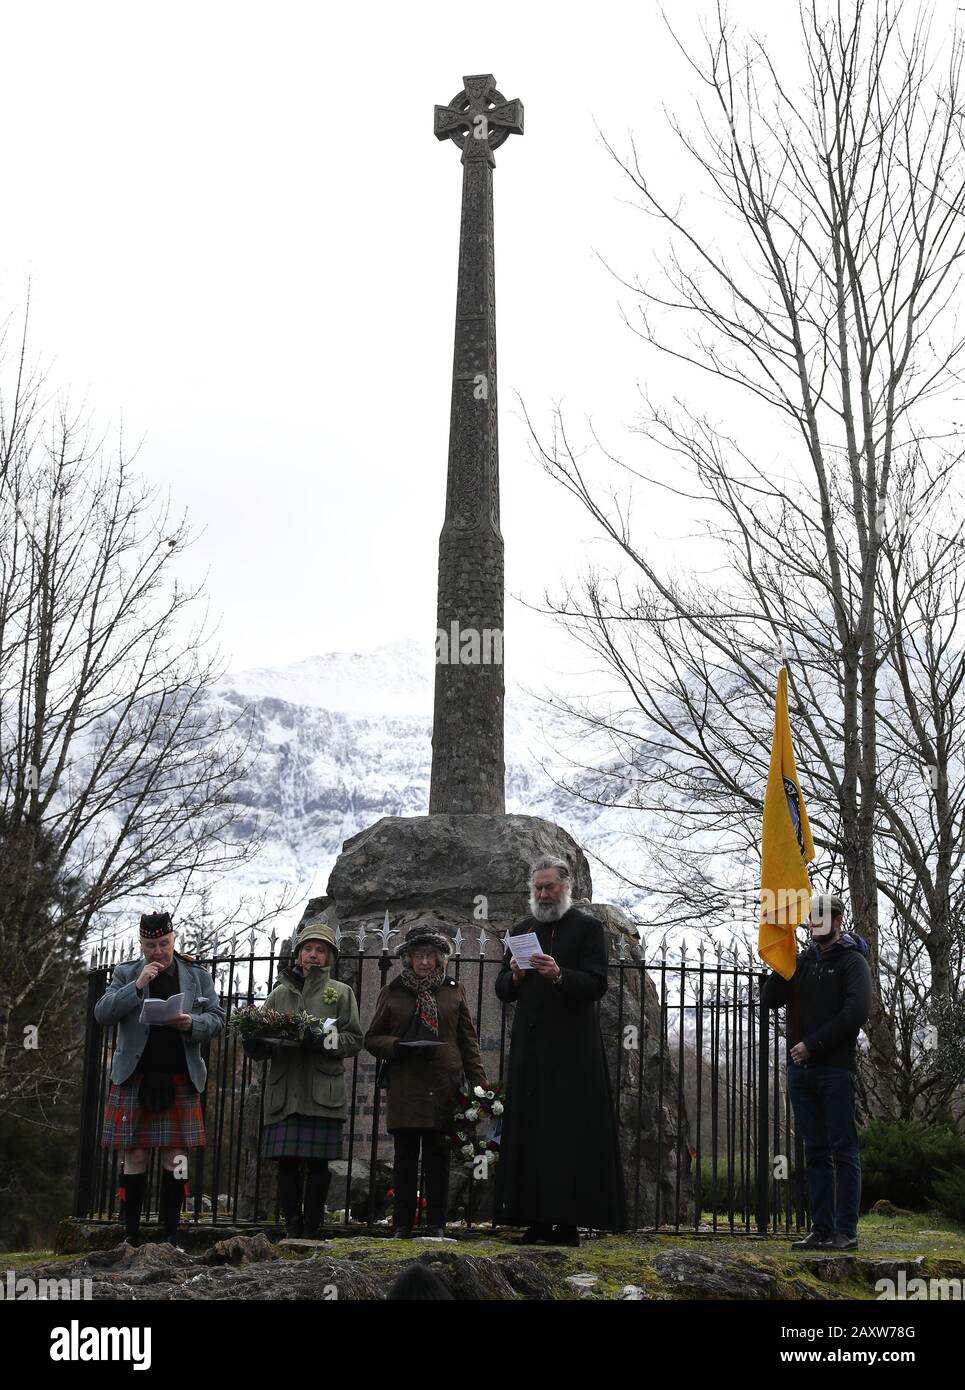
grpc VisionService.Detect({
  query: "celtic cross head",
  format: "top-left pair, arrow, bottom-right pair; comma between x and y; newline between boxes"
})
434,73 -> 523,167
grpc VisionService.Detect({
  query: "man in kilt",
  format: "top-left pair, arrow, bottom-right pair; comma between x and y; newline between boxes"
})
94,911 -> 225,1245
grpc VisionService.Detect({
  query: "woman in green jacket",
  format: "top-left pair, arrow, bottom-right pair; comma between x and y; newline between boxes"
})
248,919 -> 363,1237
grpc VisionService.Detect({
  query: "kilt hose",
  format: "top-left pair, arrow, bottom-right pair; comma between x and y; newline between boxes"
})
101,1072 -> 206,1150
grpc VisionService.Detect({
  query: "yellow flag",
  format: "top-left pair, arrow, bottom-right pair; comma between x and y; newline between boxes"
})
758,666 -> 815,979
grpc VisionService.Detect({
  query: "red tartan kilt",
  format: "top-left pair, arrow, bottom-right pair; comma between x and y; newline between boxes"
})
101,1072 -> 206,1150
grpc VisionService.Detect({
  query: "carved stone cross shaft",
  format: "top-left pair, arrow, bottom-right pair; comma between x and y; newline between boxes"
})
429,75 -> 523,816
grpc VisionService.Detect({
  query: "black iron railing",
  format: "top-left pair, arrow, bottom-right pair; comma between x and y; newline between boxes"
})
73,932 -> 808,1235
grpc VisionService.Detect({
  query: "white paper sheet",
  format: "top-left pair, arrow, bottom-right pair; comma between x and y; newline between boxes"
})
138,992 -> 185,1024
506,931 -> 542,969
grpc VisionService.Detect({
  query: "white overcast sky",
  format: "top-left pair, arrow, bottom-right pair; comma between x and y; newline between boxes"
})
2,0 -> 959,695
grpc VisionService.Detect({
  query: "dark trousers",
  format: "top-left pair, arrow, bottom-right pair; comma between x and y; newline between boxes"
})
787,1063 -> 861,1238
276,1158 -> 331,1235
392,1129 -> 449,1230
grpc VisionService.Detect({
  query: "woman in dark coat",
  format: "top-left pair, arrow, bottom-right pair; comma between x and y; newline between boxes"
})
365,921 -> 487,1238
493,858 -> 626,1245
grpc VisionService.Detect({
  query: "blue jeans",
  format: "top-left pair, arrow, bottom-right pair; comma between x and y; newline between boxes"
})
787,1063 -> 861,1238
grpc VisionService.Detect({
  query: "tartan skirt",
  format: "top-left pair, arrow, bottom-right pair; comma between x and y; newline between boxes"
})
101,1073 -> 206,1150
263,1114 -> 344,1160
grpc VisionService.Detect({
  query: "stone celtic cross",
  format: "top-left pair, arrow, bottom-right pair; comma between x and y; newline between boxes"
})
429,74 -> 523,817
433,74 -> 524,166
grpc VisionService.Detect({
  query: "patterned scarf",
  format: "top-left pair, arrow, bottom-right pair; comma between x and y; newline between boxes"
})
400,960 -> 445,1035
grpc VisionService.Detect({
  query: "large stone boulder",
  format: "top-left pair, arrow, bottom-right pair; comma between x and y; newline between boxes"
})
323,813 -> 592,921
327,1158 -> 394,1222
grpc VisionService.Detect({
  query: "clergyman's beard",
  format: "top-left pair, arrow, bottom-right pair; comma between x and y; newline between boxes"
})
530,892 -> 571,923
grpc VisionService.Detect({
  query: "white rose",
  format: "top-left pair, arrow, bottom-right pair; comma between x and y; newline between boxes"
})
461,1143 -> 474,1157
473,1085 -> 486,1098
465,1107 -> 479,1121
485,1090 -> 494,1099
492,1101 -> 504,1116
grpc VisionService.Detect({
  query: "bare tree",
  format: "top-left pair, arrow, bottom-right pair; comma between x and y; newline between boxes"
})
526,0 -> 965,1116
0,316 -> 276,1122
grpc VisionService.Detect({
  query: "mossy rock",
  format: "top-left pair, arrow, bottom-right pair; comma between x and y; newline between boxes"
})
871,1199 -> 915,1218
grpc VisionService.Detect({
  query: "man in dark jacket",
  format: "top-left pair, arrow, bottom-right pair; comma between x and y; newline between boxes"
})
494,857 -> 626,1247
762,893 -> 871,1251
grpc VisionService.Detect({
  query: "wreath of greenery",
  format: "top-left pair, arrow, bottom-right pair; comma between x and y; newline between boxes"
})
230,1004 -> 330,1047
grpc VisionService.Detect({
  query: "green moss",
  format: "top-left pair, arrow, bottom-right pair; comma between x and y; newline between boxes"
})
1,1249 -> 74,1269
248,1221 -> 965,1300
509,1238 -> 662,1300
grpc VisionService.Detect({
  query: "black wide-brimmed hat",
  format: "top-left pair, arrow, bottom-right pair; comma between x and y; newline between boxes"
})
395,920 -> 453,959
139,911 -> 173,939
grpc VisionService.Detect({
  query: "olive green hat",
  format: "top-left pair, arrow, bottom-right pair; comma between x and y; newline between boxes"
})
294,918 -> 339,960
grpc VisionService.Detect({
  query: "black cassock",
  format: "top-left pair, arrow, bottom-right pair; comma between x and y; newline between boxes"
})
493,907 -> 626,1230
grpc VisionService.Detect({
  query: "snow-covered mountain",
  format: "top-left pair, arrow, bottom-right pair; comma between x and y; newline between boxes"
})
205,639 -> 647,933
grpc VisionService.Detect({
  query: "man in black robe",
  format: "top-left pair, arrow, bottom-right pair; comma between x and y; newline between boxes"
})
494,857 -> 626,1246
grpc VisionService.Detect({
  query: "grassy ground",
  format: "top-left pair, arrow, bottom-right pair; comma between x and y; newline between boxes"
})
264,1209 -> 965,1300
689,1209 -> 965,1255
6,1211 -> 965,1300
3,1249 -> 76,1269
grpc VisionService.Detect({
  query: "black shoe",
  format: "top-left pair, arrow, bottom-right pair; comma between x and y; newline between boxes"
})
511,1224 -> 553,1245
425,1226 -> 447,1237
392,1227 -> 413,1240
550,1225 -> 581,1247
828,1233 -> 858,1251
791,1230 -> 832,1250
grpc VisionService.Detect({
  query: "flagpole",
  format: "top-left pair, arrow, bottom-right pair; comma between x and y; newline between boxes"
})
783,663 -> 803,1051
